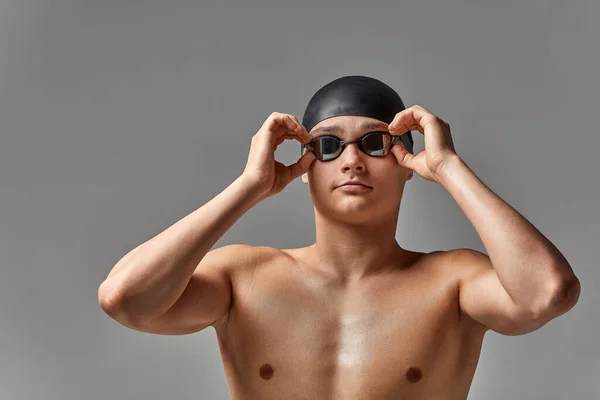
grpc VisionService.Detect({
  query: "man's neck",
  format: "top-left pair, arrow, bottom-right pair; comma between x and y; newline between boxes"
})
308,210 -> 409,280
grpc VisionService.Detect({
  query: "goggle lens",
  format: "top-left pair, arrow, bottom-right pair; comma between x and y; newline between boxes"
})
309,132 -> 393,161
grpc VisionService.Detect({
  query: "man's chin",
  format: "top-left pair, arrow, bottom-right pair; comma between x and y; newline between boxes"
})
328,208 -> 379,223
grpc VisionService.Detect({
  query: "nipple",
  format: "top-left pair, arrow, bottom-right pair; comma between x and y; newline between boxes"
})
405,366 -> 422,383
259,363 -> 275,380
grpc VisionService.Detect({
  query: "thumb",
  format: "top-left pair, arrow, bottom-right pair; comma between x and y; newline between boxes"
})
391,142 -> 415,170
287,151 -> 316,182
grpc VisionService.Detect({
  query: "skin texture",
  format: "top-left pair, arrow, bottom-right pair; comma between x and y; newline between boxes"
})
211,246 -> 488,400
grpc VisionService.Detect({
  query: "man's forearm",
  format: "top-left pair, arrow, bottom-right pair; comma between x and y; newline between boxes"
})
99,174 -> 264,320
437,156 -> 579,309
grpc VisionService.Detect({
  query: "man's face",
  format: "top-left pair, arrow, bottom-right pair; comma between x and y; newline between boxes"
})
301,115 -> 413,222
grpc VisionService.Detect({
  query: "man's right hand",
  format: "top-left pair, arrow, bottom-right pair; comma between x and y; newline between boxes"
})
242,112 -> 316,201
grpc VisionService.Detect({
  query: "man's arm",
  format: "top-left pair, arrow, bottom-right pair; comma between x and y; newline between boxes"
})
114,243 -> 260,335
438,157 -> 580,335
97,112 -> 314,334
98,174 -> 264,331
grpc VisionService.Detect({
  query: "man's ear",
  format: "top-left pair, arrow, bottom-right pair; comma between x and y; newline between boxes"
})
407,170 -> 413,181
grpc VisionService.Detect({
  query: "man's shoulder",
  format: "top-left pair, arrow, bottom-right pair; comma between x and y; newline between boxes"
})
424,247 -> 491,280
210,243 -> 283,280
211,243 -> 281,257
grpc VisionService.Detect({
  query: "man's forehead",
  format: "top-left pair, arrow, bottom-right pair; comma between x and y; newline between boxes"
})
309,117 -> 389,136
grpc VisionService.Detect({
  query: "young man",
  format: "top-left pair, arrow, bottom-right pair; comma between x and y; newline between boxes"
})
98,75 -> 580,399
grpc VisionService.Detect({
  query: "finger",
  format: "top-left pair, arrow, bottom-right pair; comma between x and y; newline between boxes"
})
269,112 -> 312,144
286,151 -> 316,182
283,114 -> 312,144
260,112 -> 294,141
282,114 -> 301,135
288,115 -> 312,144
389,107 -> 426,134
274,132 -> 309,148
269,113 -> 302,137
388,105 -> 436,135
396,123 -> 425,135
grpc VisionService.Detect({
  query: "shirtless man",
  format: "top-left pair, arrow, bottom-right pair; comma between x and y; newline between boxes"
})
98,75 -> 580,399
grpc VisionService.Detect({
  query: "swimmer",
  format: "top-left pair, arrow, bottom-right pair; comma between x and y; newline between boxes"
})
98,75 -> 580,399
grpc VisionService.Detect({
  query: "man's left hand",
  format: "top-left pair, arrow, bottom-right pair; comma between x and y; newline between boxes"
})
388,105 -> 459,184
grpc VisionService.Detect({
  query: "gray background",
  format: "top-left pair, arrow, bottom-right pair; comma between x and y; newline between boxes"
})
1,1 -> 598,399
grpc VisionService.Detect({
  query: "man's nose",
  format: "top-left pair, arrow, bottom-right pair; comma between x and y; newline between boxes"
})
340,143 -> 366,170
341,142 -> 362,157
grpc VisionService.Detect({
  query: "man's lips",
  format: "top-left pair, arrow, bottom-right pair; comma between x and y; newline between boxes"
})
336,183 -> 372,191
340,183 -> 369,187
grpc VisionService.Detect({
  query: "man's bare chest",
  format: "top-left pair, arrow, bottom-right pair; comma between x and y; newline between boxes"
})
213,250 -> 479,394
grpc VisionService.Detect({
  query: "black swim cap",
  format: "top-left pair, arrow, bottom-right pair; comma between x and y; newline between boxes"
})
301,75 -> 414,154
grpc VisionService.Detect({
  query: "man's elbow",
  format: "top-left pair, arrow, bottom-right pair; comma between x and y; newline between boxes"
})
98,282 -> 124,317
538,275 -> 581,320
98,281 -> 139,326
551,275 -> 581,310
